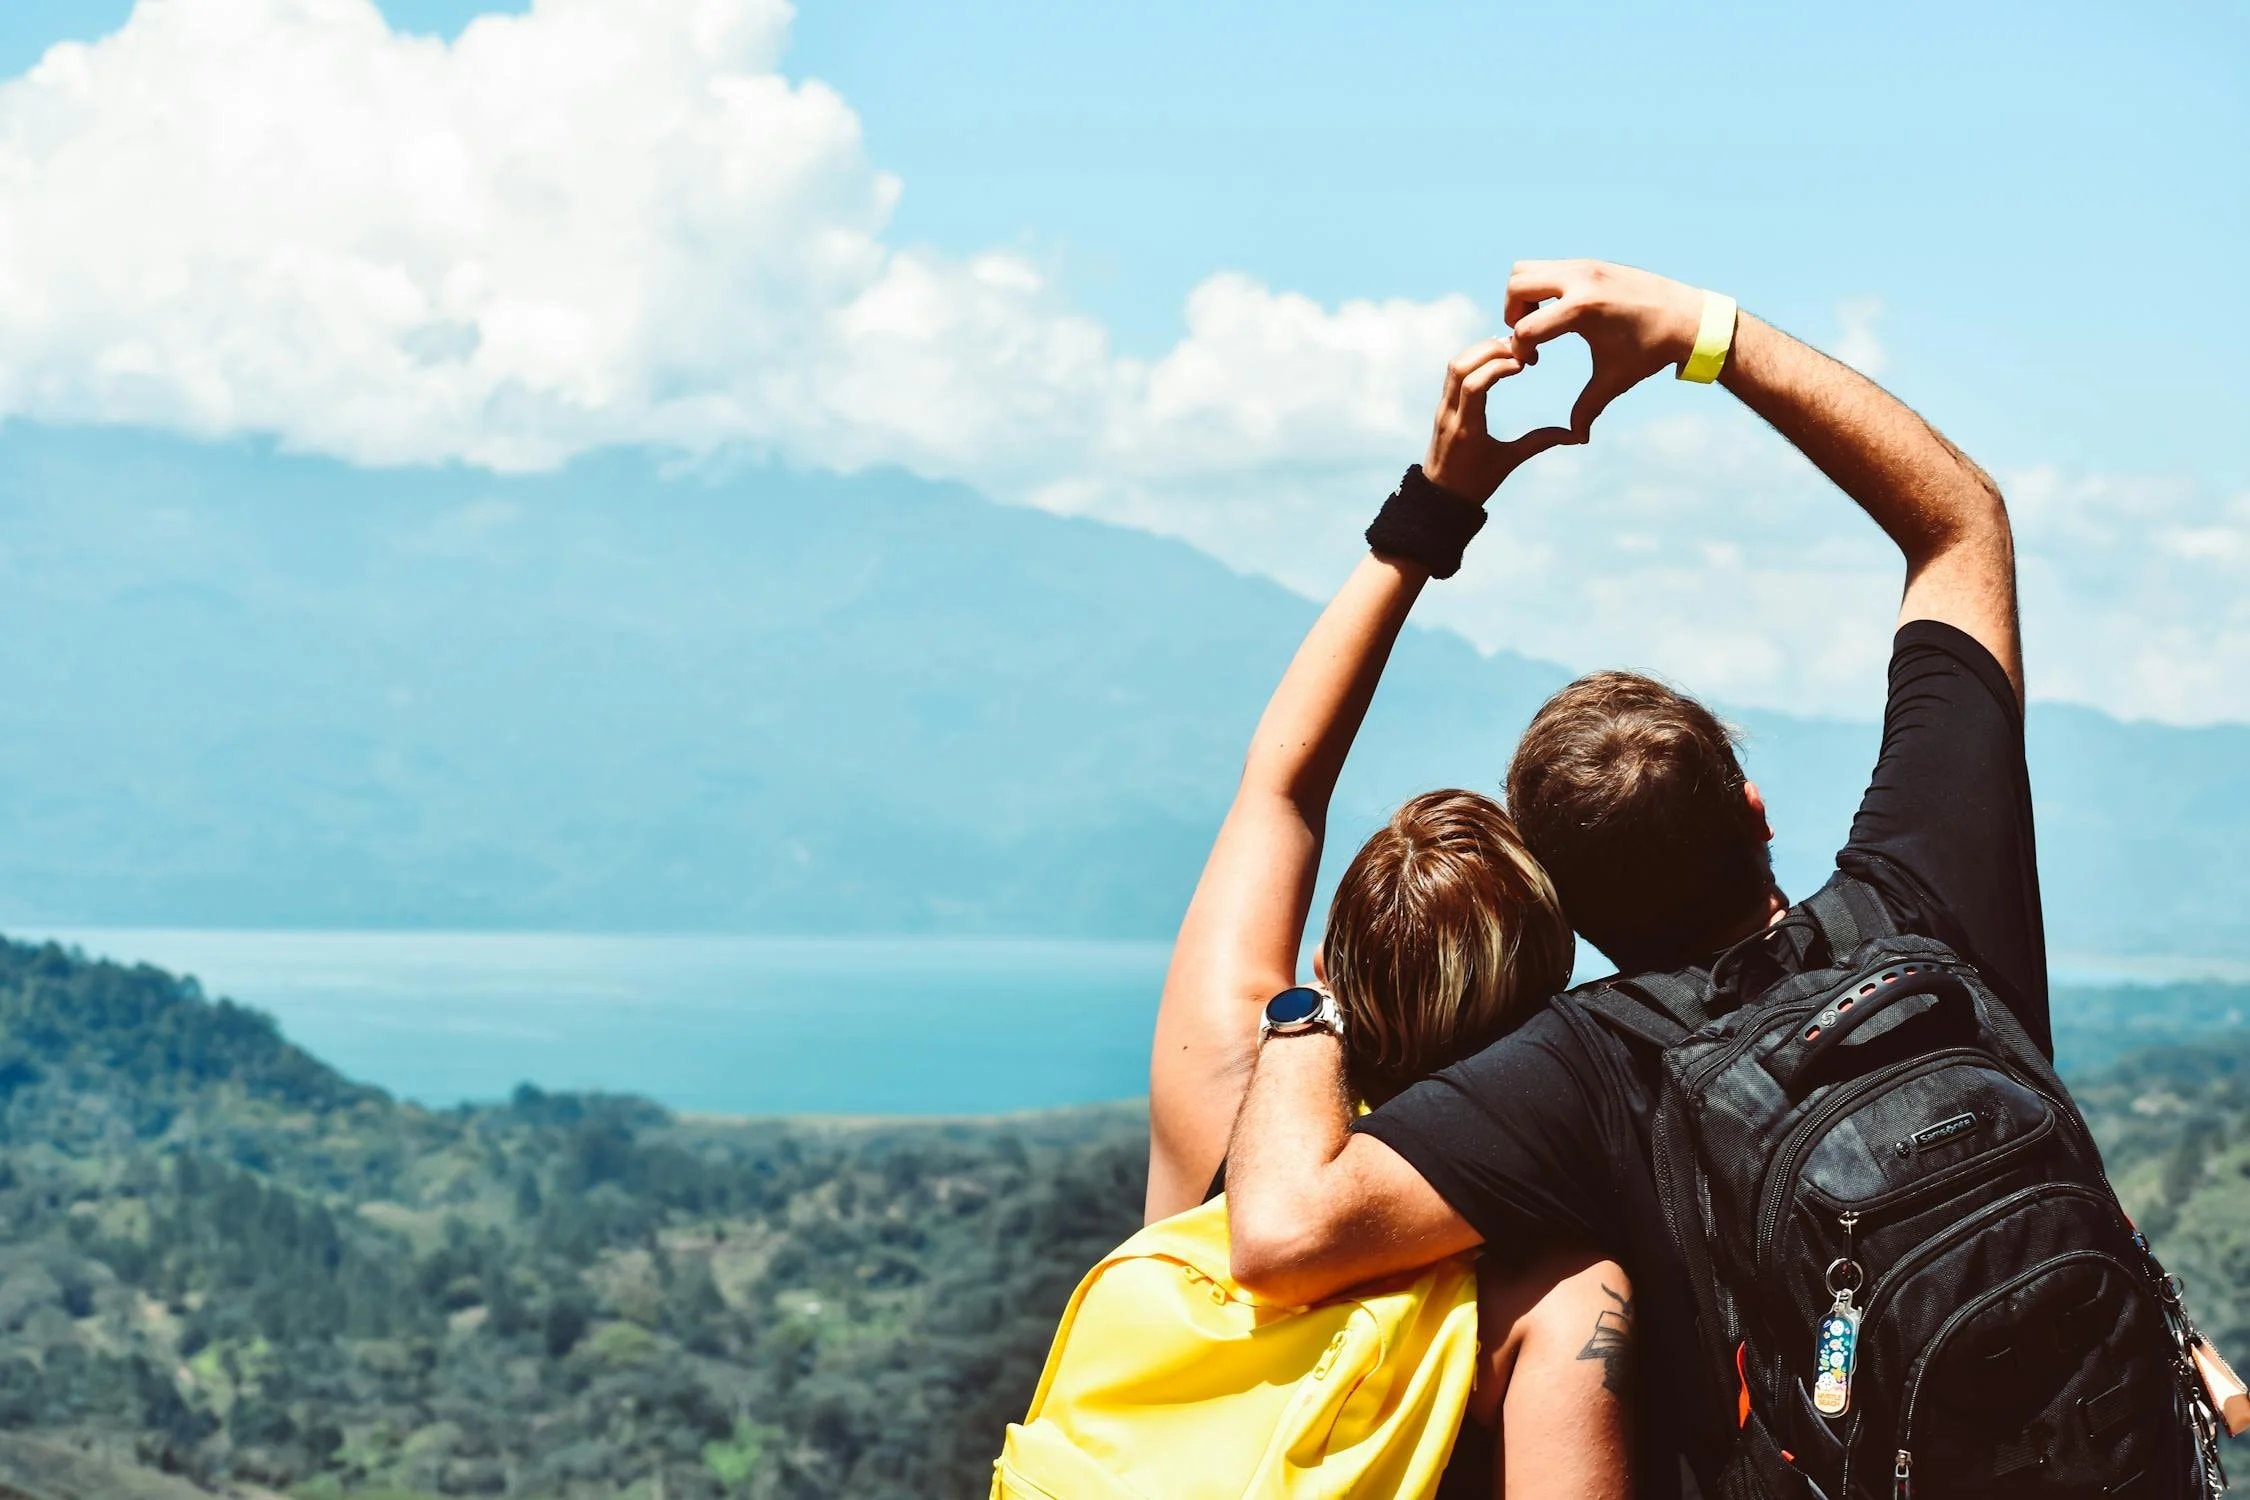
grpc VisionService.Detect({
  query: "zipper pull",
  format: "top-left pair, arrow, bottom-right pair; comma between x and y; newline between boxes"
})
1894,1449 -> 1913,1500
1812,1286 -> 1860,1416
1814,1224 -> 1866,1419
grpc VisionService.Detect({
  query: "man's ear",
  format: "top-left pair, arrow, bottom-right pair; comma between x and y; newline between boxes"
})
1743,780 -> 1774,843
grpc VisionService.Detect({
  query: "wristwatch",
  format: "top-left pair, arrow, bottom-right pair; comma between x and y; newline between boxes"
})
1260,985 -> 1344,1042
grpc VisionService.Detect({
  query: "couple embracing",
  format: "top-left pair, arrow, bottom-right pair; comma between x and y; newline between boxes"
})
1003,261 -> 2214,1499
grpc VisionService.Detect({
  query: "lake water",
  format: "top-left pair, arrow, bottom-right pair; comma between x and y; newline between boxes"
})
33,929 -> 1173,1117
26,929 -> 2250,1116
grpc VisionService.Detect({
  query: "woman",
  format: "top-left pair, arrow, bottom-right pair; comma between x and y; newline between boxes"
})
1146,337 -> 1633,1498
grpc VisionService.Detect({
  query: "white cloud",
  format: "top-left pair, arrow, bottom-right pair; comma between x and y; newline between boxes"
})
1108,276 -> 1479,477
2007,472 -> 2250,722
0,0 -> 1456,489
1391,421 -> 2250,726
0,0 -> 899,468
0,0 -> 2238,724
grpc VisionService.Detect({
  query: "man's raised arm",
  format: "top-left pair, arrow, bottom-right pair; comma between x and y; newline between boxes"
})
1507,260 -> 2022,702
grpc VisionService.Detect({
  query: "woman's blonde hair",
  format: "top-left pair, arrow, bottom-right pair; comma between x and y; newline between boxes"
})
1321,789 -> 1573,1106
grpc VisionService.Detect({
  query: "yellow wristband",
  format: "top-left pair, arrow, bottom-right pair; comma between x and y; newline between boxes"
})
1678,291 -> 1738,384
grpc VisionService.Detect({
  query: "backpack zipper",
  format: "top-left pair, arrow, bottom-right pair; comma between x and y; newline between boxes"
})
1754,1011 -> 2105,1273
1831,1185 -> 2108,1498
1889,1249 -> 2141,1500
1752,1047 -> 1988,1267
1850,1182 -> 2116,1340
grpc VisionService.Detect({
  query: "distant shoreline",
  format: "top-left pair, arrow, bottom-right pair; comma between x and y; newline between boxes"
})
2047,953 -> 2250,984
676,1099 -> 1148,1129
12,926 -> 2246,1121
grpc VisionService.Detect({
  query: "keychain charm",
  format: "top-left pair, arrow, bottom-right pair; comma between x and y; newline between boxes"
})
1814,1255 -> 1863,1418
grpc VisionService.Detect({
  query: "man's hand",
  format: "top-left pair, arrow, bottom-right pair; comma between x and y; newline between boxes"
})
1504,260 -> 1706,438
1423,336 -> 1577,505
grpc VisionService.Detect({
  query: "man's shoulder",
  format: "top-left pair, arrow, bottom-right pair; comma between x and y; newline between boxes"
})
1464,991 -> 1649,1098
1478,994 -> 1599,1062
1831,850 -> 1940,940
1376,999 -> 1603,1109
1507,994 -> 1583,1040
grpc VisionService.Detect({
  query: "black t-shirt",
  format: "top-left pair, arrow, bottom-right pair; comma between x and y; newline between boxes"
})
1358,621 -> 2046,1499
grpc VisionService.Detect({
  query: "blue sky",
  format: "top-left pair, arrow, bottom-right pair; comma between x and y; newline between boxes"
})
0,0 -> 2243,720
794,0 -> 2248,468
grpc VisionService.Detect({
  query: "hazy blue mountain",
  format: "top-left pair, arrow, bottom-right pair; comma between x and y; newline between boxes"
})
0,423 -> 2243,957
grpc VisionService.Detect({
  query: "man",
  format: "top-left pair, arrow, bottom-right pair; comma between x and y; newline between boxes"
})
1223,259 -> 2040,1497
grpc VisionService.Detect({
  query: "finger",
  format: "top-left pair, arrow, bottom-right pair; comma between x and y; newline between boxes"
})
1498,425 -> 1578,467
1454,356 -> 1522,438
1569,363 -> 1640,438
1488,425 -> 1577,486
1510,298 -> 1588,353
1444,337 -> 1515,393
1459,354 -> 1525,399
1504,260 -> 1575,329
1506,259 -> 1573,304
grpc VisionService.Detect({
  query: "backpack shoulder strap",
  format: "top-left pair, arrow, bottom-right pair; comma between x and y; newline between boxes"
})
1616,969 -> 1713,1032
1801,870 -> 1899,955
1567,974 -> 1702,1050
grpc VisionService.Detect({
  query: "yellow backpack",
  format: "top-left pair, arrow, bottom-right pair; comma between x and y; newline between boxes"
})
992,1193 -> 1481,1499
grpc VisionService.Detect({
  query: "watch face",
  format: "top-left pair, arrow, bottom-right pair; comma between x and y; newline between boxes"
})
1265,986 -> 1325,1027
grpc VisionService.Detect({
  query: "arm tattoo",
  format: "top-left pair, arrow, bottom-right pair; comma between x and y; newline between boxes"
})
1575,1282 -> 1635,1399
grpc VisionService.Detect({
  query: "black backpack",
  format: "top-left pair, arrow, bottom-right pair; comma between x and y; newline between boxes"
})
1570,873 -> 2225,1500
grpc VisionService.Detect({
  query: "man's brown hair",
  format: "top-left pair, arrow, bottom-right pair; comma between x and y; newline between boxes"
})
1321,790 -> 1573,1106
1505,671 -> 1773,971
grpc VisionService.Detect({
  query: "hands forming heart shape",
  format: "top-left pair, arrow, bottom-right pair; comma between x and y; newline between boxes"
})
1423,259 -> 1710,505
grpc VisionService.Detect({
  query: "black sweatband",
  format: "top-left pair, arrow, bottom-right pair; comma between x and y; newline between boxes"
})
1365,466 -> 1486,579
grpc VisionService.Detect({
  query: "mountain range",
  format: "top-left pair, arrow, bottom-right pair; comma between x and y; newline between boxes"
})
0,423 -> 2244,958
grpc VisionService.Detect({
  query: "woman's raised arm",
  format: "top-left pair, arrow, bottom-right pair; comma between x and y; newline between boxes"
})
1143,337 -> 1570,1221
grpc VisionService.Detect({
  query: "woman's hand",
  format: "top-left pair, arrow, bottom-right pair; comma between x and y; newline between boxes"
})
1423,336 -> 1579,505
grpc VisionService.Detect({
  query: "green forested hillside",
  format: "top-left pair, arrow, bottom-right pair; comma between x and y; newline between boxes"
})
2076,1039 -> 2250,1361
0,937 -> 1147,1498
0,935 -> 2248,1498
